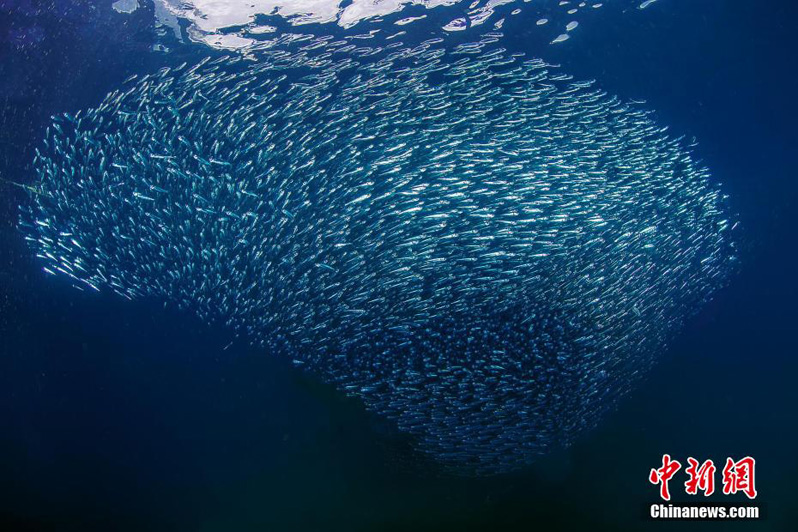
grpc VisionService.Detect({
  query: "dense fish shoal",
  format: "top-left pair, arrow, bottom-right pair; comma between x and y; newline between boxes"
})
21,33 -> 736,474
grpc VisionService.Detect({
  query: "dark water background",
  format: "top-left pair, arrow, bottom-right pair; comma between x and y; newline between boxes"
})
1,1 -> 796,530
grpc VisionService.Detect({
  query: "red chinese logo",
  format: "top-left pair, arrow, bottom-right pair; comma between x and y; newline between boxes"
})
649,454 -> 682,501
685,457 -> 716,496
650,454 -> 757,500
722,457 -> 757,499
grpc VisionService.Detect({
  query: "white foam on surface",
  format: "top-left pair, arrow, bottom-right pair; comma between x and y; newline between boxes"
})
148,0 -> 656,50
153,0 -> 182,40
112,0 -> 140,15
153,0 -> 479,48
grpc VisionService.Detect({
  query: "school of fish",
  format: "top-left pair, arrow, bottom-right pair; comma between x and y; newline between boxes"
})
20,33 -> 736,475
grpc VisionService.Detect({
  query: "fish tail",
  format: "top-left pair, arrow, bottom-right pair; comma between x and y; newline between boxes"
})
0,175 -> 43,195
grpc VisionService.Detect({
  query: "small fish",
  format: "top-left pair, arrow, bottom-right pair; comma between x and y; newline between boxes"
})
21,37 -> 736,476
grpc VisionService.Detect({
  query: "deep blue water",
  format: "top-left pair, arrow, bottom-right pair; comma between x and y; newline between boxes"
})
1,1 -> 796,531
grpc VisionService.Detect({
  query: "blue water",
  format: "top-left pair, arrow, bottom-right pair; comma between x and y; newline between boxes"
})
1,1 -> 796,530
